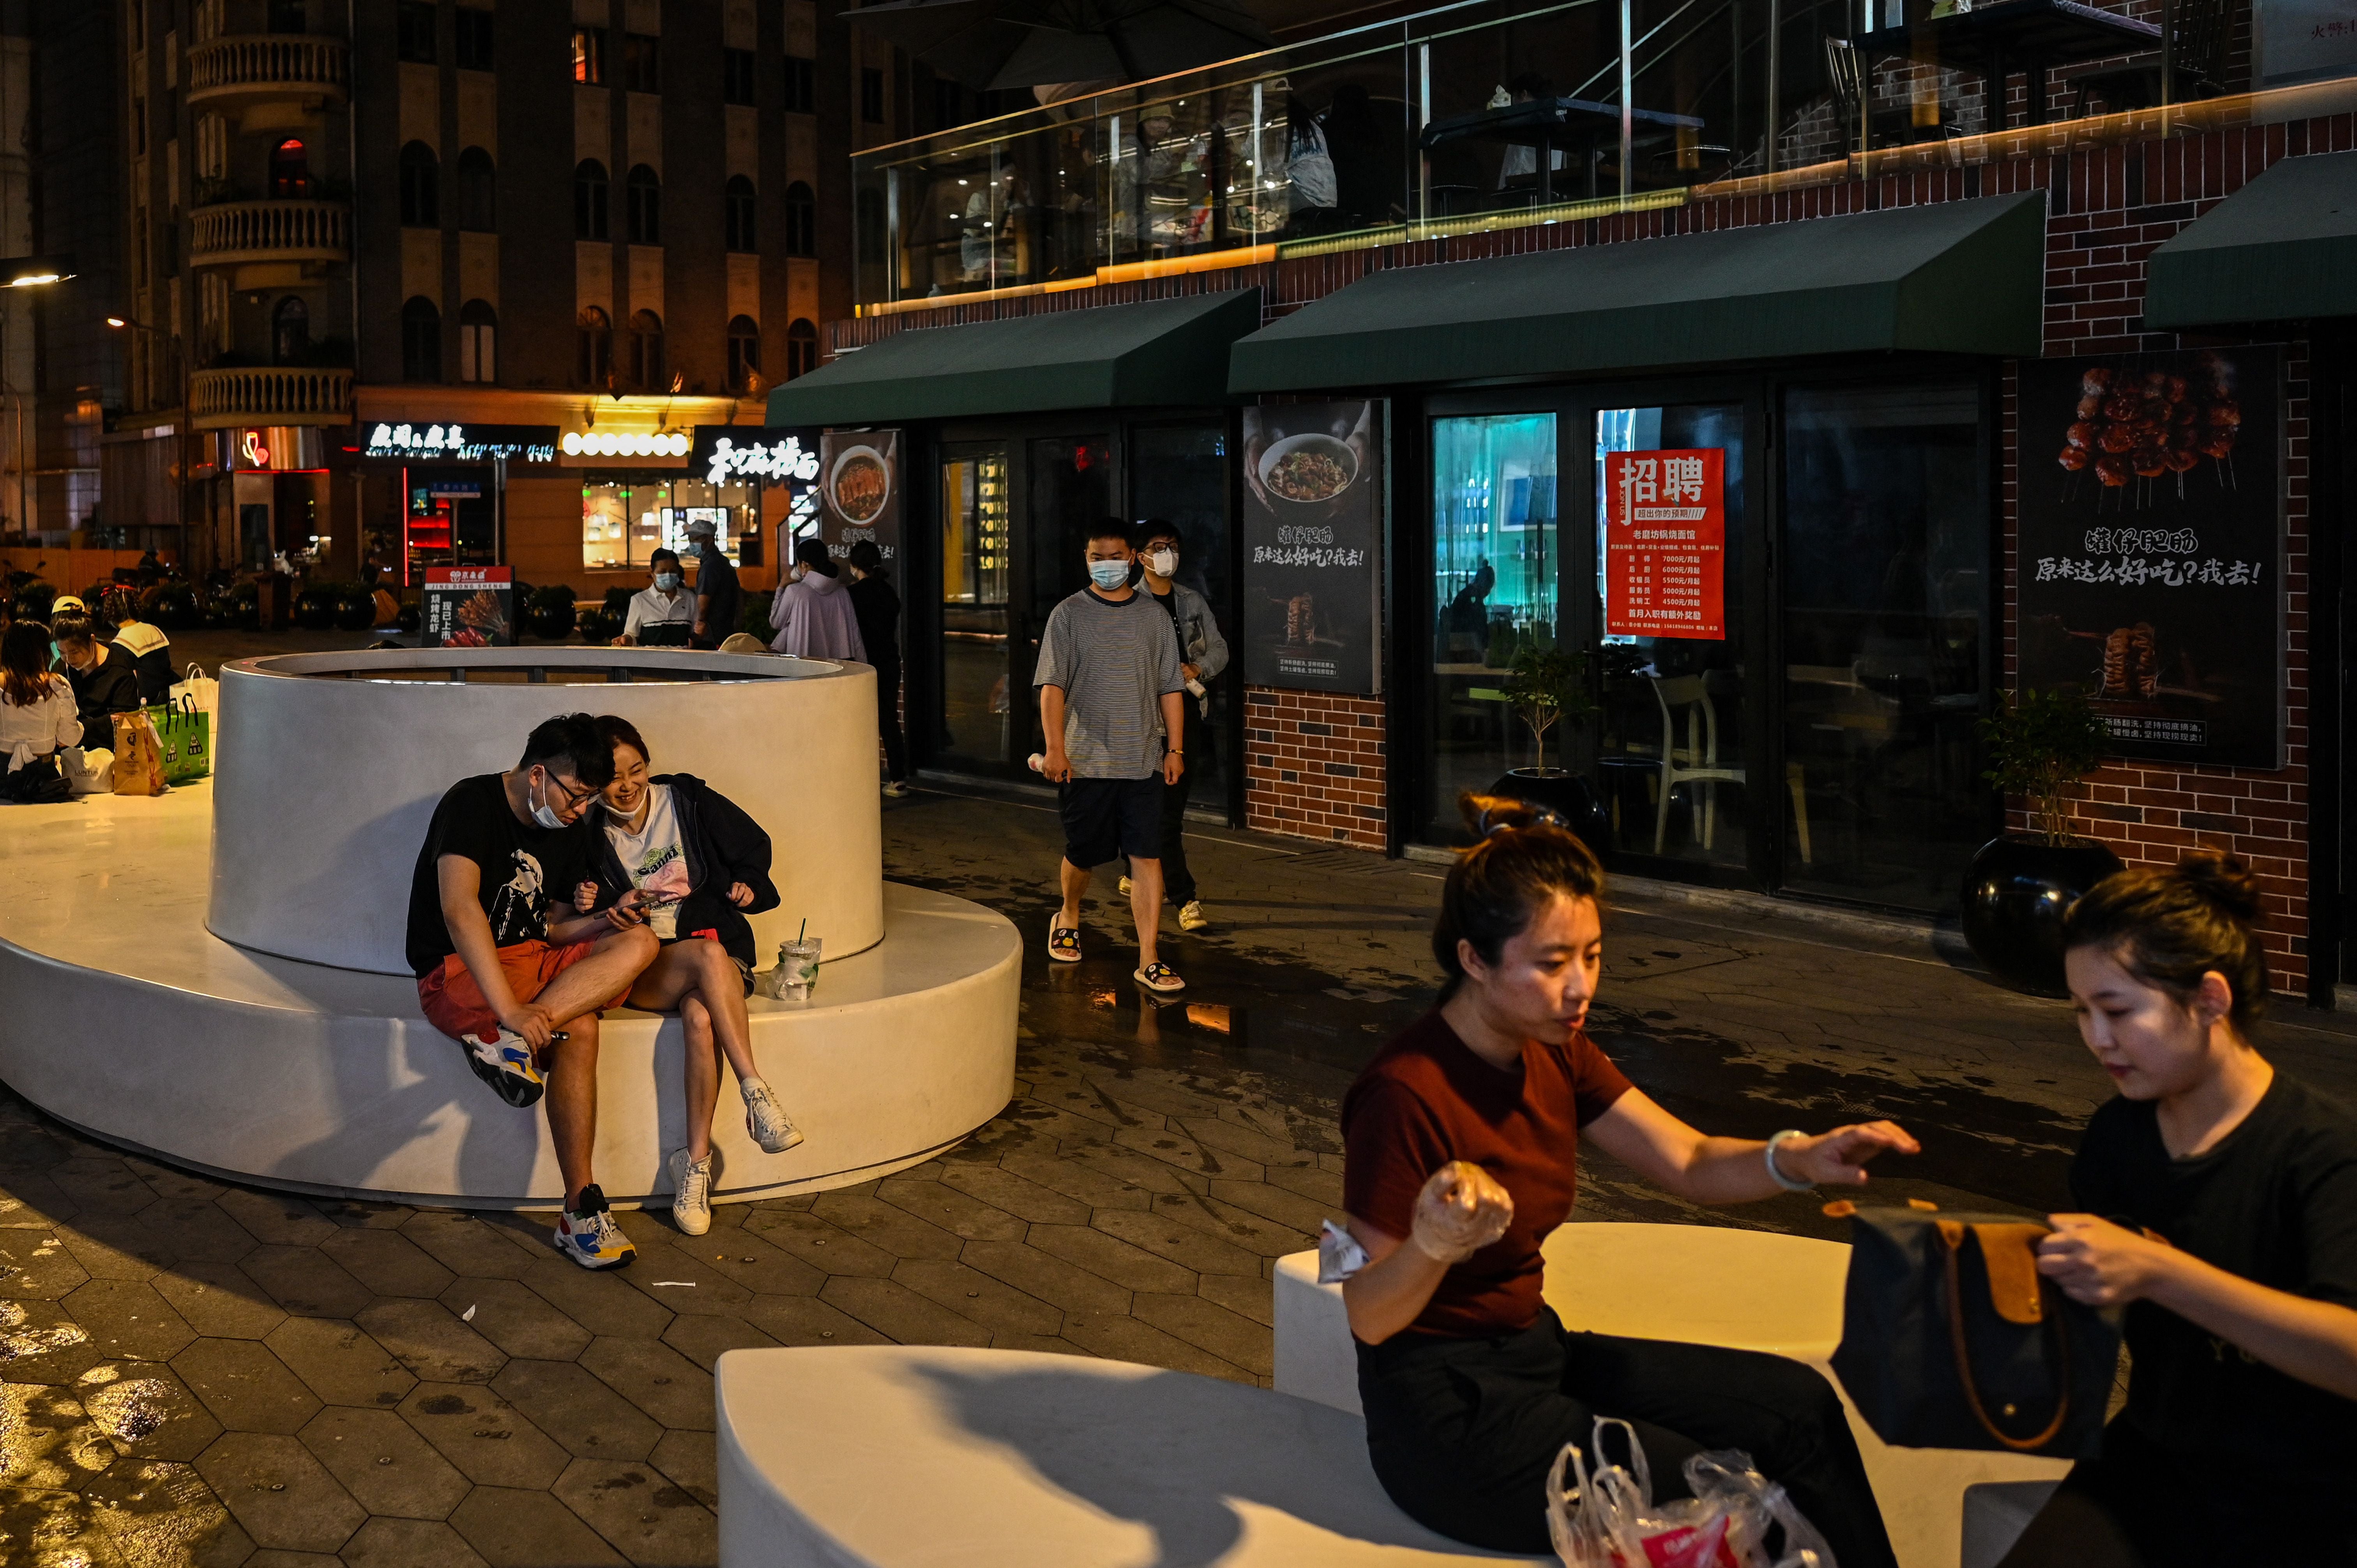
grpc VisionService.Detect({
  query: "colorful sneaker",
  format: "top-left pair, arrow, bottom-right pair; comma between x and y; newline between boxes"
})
459,1029 -> 544,1108
741,1078 -> 805,1154
1047,922 -> 1082,963
668,1148 -> 713,1237
1133,961 -> 1186,993
1178,901 -> 1210,932
552,1185 -> 635,1270
1118,875 -> 1133,896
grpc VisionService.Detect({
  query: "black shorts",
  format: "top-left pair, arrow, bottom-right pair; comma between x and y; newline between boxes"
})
1059,776 -> 1162,869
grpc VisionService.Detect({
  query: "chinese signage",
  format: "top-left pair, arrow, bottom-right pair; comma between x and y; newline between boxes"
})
817,430 -> 902,573
2017,348 -> 2283,768
365,422 -> 559,464
1240,402 -> 1383,693
2254,0 -> 2357,85
693,426 -> 823,547
1604,448 -> 1725,639
421,566 -> 515,648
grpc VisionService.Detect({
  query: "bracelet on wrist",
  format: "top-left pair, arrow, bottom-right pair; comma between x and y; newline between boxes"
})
1765,1129 -> 1816,1192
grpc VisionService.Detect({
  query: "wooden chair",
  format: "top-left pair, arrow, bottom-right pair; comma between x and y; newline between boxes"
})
1648,674 -> 1811,862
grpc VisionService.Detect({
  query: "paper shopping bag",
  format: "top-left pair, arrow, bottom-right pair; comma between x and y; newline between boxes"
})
110,711 -> 169,796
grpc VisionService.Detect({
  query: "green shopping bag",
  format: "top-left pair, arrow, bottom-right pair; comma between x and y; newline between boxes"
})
146,695 -> 212,784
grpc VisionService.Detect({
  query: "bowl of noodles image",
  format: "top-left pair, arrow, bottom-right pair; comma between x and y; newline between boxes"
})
829,446 -> 891,524
1257,433 -> 1357,507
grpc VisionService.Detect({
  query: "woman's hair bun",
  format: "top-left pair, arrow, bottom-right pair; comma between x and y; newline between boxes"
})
2176,847 -> 2262,922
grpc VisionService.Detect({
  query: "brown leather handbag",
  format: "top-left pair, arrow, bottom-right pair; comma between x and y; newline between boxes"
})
1832,1208 -> 2120,1458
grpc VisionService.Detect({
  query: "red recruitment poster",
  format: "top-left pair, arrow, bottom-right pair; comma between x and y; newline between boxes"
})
1604,449 -> 1726,640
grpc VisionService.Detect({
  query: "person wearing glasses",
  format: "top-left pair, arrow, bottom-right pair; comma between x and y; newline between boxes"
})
403,713 -> 662,1271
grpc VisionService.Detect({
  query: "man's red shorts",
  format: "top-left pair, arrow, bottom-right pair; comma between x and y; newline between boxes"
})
416,940 -> 633,1042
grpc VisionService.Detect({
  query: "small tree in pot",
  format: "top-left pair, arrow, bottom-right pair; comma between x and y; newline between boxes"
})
1485,645 -> 1609,845
1961,688 -> 2123,994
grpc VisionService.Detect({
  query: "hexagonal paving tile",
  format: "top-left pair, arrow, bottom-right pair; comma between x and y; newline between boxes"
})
171,1336 -> 323,1434
298,1404 -> 471,1520
396,1382 -> 572,1490
355,1298 -> 508,1384
192,1430 -> 366,1554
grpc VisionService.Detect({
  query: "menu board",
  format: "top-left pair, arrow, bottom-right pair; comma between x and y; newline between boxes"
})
1604,449 -> 1725,639
817,430 -> 902,572
2017,348 -> 2283,768
1240,401 -> 1383,693
421,566 -> 514,648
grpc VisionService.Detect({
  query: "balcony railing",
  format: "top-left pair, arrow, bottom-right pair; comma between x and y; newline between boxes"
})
188,34 -> 350,109
852,0 -> 2357,315
190,200 -> 350,270
189,366 -> 355,431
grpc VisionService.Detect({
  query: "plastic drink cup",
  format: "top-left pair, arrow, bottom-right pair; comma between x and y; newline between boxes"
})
777,936 -> 822,999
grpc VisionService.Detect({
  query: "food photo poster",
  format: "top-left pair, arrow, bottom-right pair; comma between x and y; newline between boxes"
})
2017,347 -> 2283,769
1240,401 -> 1384,694
819,430 -> 903,574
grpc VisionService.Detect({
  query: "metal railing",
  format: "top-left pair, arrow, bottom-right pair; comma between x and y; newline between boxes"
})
189,366 -> 355,430
188,34 -> 350,105
189,200 -> 350,268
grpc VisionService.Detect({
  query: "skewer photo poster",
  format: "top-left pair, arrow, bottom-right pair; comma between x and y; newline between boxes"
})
2018,346 -> 2283,768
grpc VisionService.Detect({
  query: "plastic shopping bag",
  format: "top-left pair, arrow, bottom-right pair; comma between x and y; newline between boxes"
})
1544,1418 -> 1836,1568
171,662 -> 221,740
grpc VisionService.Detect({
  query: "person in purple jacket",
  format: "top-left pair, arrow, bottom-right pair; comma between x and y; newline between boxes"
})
767,535 -> 868,661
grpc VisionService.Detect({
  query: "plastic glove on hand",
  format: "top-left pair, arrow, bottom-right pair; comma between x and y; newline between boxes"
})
1409,1160 -> 1514,1264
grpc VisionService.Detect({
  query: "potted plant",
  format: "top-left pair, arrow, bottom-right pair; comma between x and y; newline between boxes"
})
1960,687 -> 2124,994
1484,644 -> 1610,846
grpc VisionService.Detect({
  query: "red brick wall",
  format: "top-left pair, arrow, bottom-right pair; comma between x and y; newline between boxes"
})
1244,687 -> 1387,849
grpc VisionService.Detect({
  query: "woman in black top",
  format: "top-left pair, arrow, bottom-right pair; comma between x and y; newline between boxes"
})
845,541 -> 907,796
50,613 -> 143,749
2003,850 -> 2357,1566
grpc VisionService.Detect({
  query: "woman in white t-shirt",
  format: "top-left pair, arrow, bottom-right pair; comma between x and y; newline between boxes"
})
0,621 -> 79,803
574,716 -> 804,1236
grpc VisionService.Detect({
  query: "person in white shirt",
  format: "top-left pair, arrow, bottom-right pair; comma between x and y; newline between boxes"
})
615,550 -> 698,646
0,621 -> 80,803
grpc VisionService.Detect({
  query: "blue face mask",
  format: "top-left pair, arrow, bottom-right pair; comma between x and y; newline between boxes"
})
654,572 -> 682,591
1088,560 -> 1131,592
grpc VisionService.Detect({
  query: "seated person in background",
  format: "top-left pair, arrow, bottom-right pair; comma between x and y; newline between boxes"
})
575,716 -> 803,1238
617,548 -> 697,647
50,613 -> 143,750
405,713 -> 661,1271
0,621 -> 79,803
768,535 -> 867,660
1999,851 -> 2357,1568
1340,794 -> 1908,1566
106,589 -> 174,705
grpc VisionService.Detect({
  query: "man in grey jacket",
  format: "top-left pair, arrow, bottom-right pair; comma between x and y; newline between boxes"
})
1129,519 -> 1229,932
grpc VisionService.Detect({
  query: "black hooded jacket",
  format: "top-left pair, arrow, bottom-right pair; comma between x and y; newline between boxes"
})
64,643 -> 143,749
587,773 -> 779,968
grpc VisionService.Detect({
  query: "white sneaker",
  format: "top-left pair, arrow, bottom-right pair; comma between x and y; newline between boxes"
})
882,780 -> 910,798
741,1077 -> 805,1154
668,1148 -> 713,1237
1178,901 -> 1209,932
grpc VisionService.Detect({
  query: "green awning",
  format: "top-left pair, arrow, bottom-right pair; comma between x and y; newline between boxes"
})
2145,150 -> 2357,328
1227,192 -> 2047,393
766,288 -> 1262,426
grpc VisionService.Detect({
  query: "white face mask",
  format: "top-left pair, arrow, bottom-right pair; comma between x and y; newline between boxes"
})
528,769 -> 567,830
1147,548 -> 1178,577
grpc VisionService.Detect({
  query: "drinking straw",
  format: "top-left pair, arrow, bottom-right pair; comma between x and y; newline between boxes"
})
797,918 -> 807,946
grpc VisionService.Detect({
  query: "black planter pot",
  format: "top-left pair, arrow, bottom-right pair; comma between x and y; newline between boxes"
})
293,589 -> 339,631
522,599 -> 577,641
1959,834 -> 2125,996
1485,769 -> 1612,851
333,591 -> 376,631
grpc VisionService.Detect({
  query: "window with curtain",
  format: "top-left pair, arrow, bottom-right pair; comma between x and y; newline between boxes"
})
786,319 -> 818,380
725,176 -> 757,252
784,182 -> 816,256
401,297 -> 442,381
627,165 -> 662,244
630,309 -> 665,389
571,26 -> 604,83
457,147 -> 495,231
576,305 -> 612,386
459,299 -> 497,383
574,160 -> 608,239
727,316 -> 760,392
623,32 -> 660,92
398,141 -> 439,227
270,137 -> 308,198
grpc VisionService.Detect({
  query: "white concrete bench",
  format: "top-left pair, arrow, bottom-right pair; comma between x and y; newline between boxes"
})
1274,1222 -> 2071,1568
714,1345 -> 1549,1567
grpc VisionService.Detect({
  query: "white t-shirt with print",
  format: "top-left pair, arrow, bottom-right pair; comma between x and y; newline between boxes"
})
603,783 -> 691,939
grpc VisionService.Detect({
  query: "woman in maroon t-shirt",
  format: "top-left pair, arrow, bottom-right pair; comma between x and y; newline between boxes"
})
1341,795 -> 1916,1564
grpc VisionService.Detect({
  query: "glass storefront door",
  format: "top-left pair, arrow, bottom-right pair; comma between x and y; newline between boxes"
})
1423,412 -> 1560,845
1131,424 -> 1233,812
1590,402 -> 1755,874
1780,381 -> 1988,908
936,443 -> 1011,773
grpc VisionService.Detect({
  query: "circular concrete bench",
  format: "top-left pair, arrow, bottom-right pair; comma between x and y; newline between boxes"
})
714,1346 -> 1548,1567
1274,1222 -> 2071,1568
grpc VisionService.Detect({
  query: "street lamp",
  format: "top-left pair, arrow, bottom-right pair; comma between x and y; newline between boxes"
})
106,312 -> 193,571
0,254 -> 75,544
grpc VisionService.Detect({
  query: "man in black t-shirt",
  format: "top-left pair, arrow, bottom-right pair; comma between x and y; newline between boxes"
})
406,713 -> 659,1270
685,517 -> 740,650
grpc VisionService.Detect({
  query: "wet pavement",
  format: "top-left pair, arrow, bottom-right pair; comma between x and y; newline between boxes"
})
8,669 -> 2357,1564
